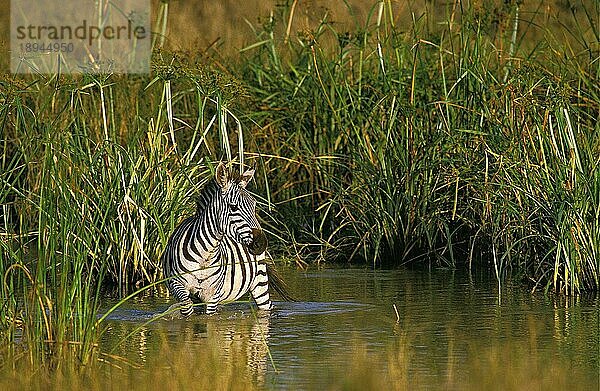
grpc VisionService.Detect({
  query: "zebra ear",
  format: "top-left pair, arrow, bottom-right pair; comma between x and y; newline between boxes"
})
240,168 -> 255,188
215,162 -> 229,188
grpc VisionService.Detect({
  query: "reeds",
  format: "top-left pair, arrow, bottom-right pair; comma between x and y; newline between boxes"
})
0,58 -> 250,369
240,0 -> 600,294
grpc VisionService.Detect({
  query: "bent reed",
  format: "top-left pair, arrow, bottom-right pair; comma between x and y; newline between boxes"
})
0,0 -> 598,382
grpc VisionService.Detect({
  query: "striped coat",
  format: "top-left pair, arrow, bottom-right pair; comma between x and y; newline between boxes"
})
161,163 -> 273,316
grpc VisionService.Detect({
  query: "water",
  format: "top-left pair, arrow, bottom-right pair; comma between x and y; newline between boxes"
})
99,267 -> 600,389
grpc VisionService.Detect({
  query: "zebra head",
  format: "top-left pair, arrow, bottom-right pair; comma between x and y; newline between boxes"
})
215,162 -> 267,255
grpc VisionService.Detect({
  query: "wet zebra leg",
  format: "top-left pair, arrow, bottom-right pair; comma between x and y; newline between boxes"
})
168,279 -> 195,317
205,302 -> 218,314
180,299 -> 194,317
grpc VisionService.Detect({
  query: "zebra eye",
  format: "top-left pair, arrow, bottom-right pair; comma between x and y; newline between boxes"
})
229,204 -> 239,212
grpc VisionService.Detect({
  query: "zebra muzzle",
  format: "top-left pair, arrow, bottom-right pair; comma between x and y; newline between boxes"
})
247,228 -> 267,255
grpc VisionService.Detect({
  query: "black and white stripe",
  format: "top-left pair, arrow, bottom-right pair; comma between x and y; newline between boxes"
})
162,163 -> 272,316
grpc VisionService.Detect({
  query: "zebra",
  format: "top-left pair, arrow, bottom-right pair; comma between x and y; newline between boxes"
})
162,162 -> 290,317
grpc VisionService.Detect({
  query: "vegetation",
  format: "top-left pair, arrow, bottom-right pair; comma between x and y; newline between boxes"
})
0,0 -> 598,385
237,0 -> 600,295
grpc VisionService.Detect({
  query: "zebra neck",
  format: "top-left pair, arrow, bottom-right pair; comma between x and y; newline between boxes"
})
192,206 -> 224,260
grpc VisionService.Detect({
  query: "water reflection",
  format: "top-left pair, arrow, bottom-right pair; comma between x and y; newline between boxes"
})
102,305 -> 272,385
99,268 -> 600,389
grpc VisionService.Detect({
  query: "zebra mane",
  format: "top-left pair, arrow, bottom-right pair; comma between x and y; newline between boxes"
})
194,169 -> 245,216
194,179 -> 218,216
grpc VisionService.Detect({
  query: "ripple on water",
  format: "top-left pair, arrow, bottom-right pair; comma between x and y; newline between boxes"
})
100,300 -> 372,322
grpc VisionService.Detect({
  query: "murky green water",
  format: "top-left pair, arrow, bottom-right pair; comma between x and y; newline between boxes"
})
100,267 -> 600,389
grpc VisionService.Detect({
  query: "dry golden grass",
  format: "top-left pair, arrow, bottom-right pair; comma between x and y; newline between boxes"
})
1,0 -> 597,65
0,334 -> 258,391
2,327 -> 596,391
155,0 -> 597,52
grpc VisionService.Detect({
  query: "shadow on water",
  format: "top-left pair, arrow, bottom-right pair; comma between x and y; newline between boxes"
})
98,267 -> 600,390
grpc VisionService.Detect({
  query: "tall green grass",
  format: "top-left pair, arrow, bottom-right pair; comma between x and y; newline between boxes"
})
239,1 -> 600,293
0,58 -> 252,368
